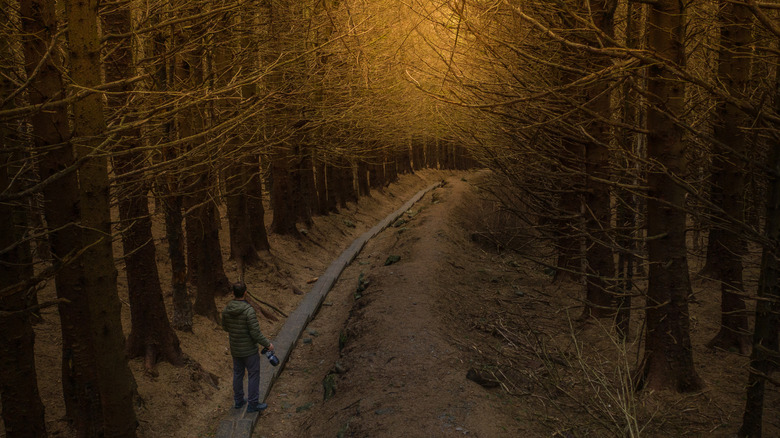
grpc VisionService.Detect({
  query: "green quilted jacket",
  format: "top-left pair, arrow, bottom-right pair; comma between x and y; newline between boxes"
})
221,300 -> 271,358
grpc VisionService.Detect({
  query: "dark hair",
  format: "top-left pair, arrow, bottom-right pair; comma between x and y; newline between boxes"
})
232,282 -> 247,298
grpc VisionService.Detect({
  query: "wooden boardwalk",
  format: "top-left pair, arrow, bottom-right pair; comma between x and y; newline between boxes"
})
215,182 -> 442,438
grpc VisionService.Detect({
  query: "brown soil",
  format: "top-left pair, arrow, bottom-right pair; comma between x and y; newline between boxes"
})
5,169 -> 779,438
254,172 -> 780,438
259,172 -> 522,437
13,169 -> 447,437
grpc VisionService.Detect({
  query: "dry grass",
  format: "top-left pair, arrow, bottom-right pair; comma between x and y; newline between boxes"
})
446,176 -> 780,437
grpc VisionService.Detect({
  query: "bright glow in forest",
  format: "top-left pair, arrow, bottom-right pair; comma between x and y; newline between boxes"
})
1,0 -> 779,436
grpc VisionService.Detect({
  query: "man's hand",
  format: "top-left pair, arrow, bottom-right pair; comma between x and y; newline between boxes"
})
267,343 -> 274,352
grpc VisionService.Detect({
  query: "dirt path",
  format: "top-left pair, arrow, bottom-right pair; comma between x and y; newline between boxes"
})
257,174 -> 521,437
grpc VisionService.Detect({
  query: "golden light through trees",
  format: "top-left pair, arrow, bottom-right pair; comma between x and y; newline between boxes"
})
1,0 -> 779,436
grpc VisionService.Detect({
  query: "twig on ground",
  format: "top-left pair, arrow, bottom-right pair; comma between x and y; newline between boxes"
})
246,291 -> 288,318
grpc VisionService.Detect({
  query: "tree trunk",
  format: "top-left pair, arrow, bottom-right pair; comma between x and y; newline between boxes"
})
411,136 -> 424,171
385,150 -> 398,183
315,153 -> 329,214
116,156 -> 184,367
705,0 -> 753,354
448,143 -> 457,170
271,148 -> 301,235
357,159 -> 370,197
0,247 -> 46,438
698,230 -> 720,279
0,285 -> 46,438
738,144 -> 780,438
246,157 -> 270,251
325,162 -> 339,213
121,171 -> 185,367
163,188 -> 193,332
426,138 -> 437,169
437,141 -> 447,170
68,0 -> 139,432
454,146 -> 465,170
397,143 -> 413,174
225,159 -> 261,266
185,203 -> 199,285
184,176 -> 230,302
174,13 -> 230,306
0,41 -> 46,434
102,0 -> 183,372
638,0 -> 701,393
294,144 -> 315,225
554,136 -> 583,284
176,11 -> 205,288
185,171 -> 230,319
149,0 -> 192,334
20,0 -> 104,432
336,161 -> 349,209
738,36 -> 780,438
337,157 -> 357,207
439,141 -> 453,170
29,194 -> 51,266
615,0 -> 641,339
192,197 -> 225,322
369,154 -> 385,190
215,7 -> 262,269
238,7 -> 270,252
582,0 -> 617,319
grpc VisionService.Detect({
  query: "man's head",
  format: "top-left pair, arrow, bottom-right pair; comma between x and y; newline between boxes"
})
232,282 -> 247,299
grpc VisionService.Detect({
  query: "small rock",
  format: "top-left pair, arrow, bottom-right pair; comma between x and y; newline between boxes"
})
308,329 -> 319,337
303,338 -> 313,345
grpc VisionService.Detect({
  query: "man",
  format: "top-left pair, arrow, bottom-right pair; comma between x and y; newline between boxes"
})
222,282 -> 274,412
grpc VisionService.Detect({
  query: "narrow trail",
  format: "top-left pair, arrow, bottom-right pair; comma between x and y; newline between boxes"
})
257,173 -> 521,437
215,182 -> 443,437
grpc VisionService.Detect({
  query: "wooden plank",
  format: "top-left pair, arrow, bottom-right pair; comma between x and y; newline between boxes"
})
214,420 -> 234,438
233,418 -> 254,437
226,404 -> 245,420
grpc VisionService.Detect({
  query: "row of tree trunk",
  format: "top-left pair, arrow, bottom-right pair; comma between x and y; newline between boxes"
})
443,0 -> 778,434
0,1 -> 477,436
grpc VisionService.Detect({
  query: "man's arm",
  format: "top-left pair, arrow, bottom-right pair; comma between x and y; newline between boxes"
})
246,307 -> 271,348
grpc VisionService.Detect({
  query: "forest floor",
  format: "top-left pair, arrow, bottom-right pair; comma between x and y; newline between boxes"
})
7,169 -> 779,437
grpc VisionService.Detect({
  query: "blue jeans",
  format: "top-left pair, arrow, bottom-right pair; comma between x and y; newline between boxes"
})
232,352 -> 260,405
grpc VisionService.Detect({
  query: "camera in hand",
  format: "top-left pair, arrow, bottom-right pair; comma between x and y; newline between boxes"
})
261,347 -> 279,366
